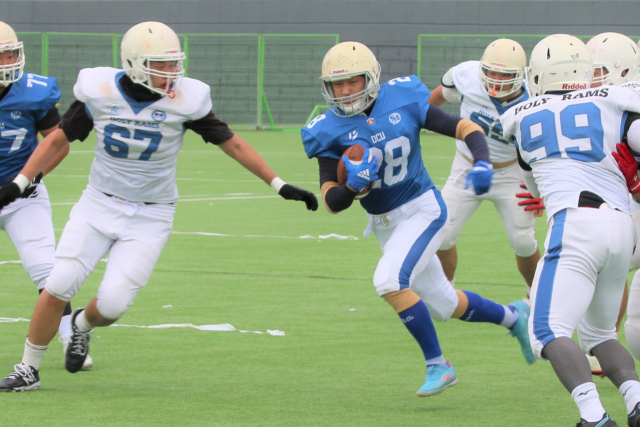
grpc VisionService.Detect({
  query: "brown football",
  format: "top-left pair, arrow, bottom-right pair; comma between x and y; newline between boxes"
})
337,144 -> 373,199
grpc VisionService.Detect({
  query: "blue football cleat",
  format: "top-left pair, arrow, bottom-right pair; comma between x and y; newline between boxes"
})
628,402 -> 640,427
576,413 -> 619,426
416,361 -> 458,397
509,299 -> 536,365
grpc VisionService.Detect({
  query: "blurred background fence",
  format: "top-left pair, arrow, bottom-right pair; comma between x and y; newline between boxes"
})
418,34 -> 640,115
16,32 -> 338,130
16,32 -> 640,126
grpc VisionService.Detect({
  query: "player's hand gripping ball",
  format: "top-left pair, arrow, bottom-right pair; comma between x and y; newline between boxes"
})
338,144 -> 379,199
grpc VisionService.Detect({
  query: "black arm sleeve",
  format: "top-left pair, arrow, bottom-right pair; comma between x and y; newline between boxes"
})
35,106 -> 61,131
59,101 -> 94,142
623,112 -> 640,143
318,157 -> 357,212
516,145 -> 531,171
424,105 -> 490,163
184,111 -> 235,145
423,104 -> 460,137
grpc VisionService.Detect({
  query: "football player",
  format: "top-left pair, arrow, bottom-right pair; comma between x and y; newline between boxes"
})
0,21 -> 94,375
585,32 -> 640,378
0,21 -> 318,392
302,41 -> 534,398
428,39 -> 541,295
586,33 -> 640,370
501,34 -> 640,427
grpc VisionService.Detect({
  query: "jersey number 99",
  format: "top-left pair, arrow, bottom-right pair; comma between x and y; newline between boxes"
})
519,102 -> 605,163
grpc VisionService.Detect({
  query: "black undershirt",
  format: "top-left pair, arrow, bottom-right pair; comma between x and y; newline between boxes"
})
59,74 -> 234,144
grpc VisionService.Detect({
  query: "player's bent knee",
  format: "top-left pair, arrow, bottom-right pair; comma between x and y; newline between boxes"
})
382,289 -> 421,313
44,258 -> 88,301
511,233 -> 538,258
625,320 -> 640,360
96,296 -> 132,321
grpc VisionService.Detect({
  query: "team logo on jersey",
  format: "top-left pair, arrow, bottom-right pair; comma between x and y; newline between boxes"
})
389,112 -> 401,125
366,118 -> 375,125
10,111 -> 21,120
109,104 -> 124,116
348,130 -> 358,141
152,110 -> 167,122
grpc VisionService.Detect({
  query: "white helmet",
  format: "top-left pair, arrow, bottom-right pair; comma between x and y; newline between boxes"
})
525,34 -> 593,97
0,21 -> 24,86
320,42 -> 381,117
479,39 -> 526,98
120,21 -> 185,96
586,32 -> 640,86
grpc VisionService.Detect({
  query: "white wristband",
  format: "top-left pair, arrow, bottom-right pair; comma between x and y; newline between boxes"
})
270,177 -> 286,194
12,174 -> 30,193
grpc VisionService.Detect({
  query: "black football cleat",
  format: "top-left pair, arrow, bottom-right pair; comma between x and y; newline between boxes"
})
629,402 -> 640,427
0,363 -> 40,392
65,308 -> 93,373
575,413 -> 618,427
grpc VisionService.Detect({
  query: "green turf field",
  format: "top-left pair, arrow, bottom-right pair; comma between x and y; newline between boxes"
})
0,130 -> 636,426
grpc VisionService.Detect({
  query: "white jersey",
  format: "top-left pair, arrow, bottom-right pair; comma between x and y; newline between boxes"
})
443,60 -> 529,163
501,85 -> 640,218
74,67 -> 212,203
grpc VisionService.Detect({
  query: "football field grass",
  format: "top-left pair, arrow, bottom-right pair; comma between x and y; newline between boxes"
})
0,130 -> 637,426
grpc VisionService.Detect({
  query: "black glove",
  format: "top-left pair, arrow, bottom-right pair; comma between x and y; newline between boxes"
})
278,184 -> 318,211
0,182 -> 22,209
20,172 -> 43,199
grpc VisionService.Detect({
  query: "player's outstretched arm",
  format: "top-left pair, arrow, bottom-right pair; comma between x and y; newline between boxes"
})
427,85 -> 447,107
0,128 -> 70,208
39,125 -> 70,176
219,135 -> 318,211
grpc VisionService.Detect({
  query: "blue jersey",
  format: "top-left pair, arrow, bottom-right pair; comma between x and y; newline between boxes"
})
302,75 -> 434,215
0,74 -> 61,185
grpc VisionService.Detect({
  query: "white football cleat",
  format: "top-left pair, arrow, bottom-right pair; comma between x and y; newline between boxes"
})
60,336 -> 93,371
587,354 -> 604,378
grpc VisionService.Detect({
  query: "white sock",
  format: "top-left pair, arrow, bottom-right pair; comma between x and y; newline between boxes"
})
75,310 -> 93,333
426,356 -> 446,366
500,306 -> 519,329
620,380 -> 640,413
58,314 -> 72,340
571,382 -> 606,422
21,338 -> 47,371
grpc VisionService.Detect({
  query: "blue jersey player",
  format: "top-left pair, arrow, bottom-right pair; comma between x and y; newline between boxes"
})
0,21 -> 93,379
302,42 -> 535,397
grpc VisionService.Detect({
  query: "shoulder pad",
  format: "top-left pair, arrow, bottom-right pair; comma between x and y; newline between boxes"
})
12,74 -> 61,110
172,77 -> 212,120
442,67 -> 456,88
73,67 -> 121,103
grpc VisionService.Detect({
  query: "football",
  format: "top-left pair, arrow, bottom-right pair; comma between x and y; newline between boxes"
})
337,144 -> 374,199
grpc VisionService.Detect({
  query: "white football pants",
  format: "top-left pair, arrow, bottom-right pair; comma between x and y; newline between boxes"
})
368,189 -> 459,321
529,207 -> 636,360
0,183 -> 55,290
439,151 -> 538,258
45,185 -> 175,320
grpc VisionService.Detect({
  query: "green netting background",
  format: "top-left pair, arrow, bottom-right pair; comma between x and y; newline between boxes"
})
16,32 -> 338,128
417,34 -> 640,115
262,35 -> 337,126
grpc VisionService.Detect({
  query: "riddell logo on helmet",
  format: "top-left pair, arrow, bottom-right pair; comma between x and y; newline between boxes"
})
562,83 -> 587,90
330,68 -> 349,75
491,61 -> 506,67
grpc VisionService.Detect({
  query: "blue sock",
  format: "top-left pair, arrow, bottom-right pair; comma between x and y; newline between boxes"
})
459,291 -> 508,325
398,300 -> 443,362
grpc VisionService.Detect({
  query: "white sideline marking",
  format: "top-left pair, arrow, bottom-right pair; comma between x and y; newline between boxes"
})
172,231 -> 358,240
0,260 -> 21,265
0,317 -> 284,335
